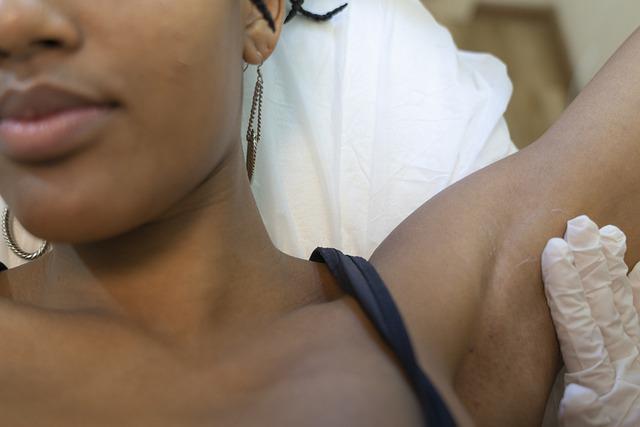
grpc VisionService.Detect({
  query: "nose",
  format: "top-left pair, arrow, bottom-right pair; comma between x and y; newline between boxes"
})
0,0 -> 80,62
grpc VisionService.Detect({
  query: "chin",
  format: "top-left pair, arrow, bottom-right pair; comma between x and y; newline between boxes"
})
9,195 -> 146,245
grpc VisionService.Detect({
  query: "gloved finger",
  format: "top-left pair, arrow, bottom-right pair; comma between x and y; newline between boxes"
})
630,262 -> 640,312
559,383 -> 610,427
566,216 -> 636,362
600,225 -> 640,345
542,237 -> 614,392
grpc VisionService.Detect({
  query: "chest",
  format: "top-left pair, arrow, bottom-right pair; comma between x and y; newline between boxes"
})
212,367 -> 424,427
207,305 -> 425,427
0,298 -> 425,427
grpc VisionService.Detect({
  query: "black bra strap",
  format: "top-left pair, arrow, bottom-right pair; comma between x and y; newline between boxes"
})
0,261 -> 6,272
310,247 -> 456,426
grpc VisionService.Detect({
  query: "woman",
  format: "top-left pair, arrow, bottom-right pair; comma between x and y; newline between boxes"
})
0,0 -> 639,425
1,0 -> 517,264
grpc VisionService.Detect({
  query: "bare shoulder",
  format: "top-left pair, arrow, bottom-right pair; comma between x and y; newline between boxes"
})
365,165 -> 522,426
0,265 -> 184,423
214,297 -> 426,427
366,181 -> 494,370
365,149 -> 564,424
0,303 -> 198,426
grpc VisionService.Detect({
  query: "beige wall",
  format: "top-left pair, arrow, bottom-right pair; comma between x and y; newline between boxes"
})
481,0 -> 551,5
422,0 -> 551,22
556,0 -> 639,90
421,0 -> 477,22
422,0 -> 640,90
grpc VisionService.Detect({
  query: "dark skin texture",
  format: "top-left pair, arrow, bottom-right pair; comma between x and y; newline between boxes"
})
371,27 -> 640,424
0,0 -> 639,425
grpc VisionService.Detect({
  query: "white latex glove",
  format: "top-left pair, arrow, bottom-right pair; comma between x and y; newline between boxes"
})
541,215 -> 640,427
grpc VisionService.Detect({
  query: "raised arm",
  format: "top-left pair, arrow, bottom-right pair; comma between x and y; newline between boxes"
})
370,27 -> 640,426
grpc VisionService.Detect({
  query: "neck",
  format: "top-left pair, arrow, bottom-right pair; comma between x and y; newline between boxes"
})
20,144 -> 320,351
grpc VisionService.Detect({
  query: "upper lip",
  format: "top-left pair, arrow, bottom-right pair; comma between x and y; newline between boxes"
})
0,83 -> 116,121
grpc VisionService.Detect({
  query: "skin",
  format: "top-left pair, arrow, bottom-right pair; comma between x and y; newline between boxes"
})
0,0 -> 639,426
0,1 -> 462,426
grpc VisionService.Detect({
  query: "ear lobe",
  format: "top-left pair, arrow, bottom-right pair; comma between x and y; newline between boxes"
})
243,0 -> 285,65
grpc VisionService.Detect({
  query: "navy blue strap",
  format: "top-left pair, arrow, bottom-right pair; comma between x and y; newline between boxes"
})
310,247 -> 456,427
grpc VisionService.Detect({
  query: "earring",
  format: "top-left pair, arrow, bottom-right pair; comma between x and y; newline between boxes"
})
245,62 -> 264,183
2,207 -> 49,261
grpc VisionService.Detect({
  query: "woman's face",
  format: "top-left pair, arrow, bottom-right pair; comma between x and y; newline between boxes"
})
0,0 -> 280,243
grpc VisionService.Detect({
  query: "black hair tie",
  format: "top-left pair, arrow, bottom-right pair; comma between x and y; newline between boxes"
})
285,0 -> 349,24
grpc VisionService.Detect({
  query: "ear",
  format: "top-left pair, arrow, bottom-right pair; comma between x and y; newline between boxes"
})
243,0 -> 286,65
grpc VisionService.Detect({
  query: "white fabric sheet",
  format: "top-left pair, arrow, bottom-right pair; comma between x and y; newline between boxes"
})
242,0 -> 517,260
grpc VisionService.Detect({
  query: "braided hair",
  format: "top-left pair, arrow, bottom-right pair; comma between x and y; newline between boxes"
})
249,0 -> 348,31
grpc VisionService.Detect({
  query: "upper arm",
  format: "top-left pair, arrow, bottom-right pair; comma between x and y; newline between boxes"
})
370,26 -> 640,426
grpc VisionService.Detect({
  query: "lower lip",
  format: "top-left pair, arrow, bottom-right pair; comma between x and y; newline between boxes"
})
0,106 -> 116,163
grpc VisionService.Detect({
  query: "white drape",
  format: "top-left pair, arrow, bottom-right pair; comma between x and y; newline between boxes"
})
242,0 -> 517,260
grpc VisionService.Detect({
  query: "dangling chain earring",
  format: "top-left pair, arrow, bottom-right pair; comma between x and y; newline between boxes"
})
2,207 -> 49,261
245,62 -> 265,183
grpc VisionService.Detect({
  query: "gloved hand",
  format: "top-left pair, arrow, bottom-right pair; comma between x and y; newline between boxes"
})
541,215 -> 640,427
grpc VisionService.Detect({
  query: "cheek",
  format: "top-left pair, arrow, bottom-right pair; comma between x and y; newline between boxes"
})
112,17 -> 244,222
106,3 -> 242,172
